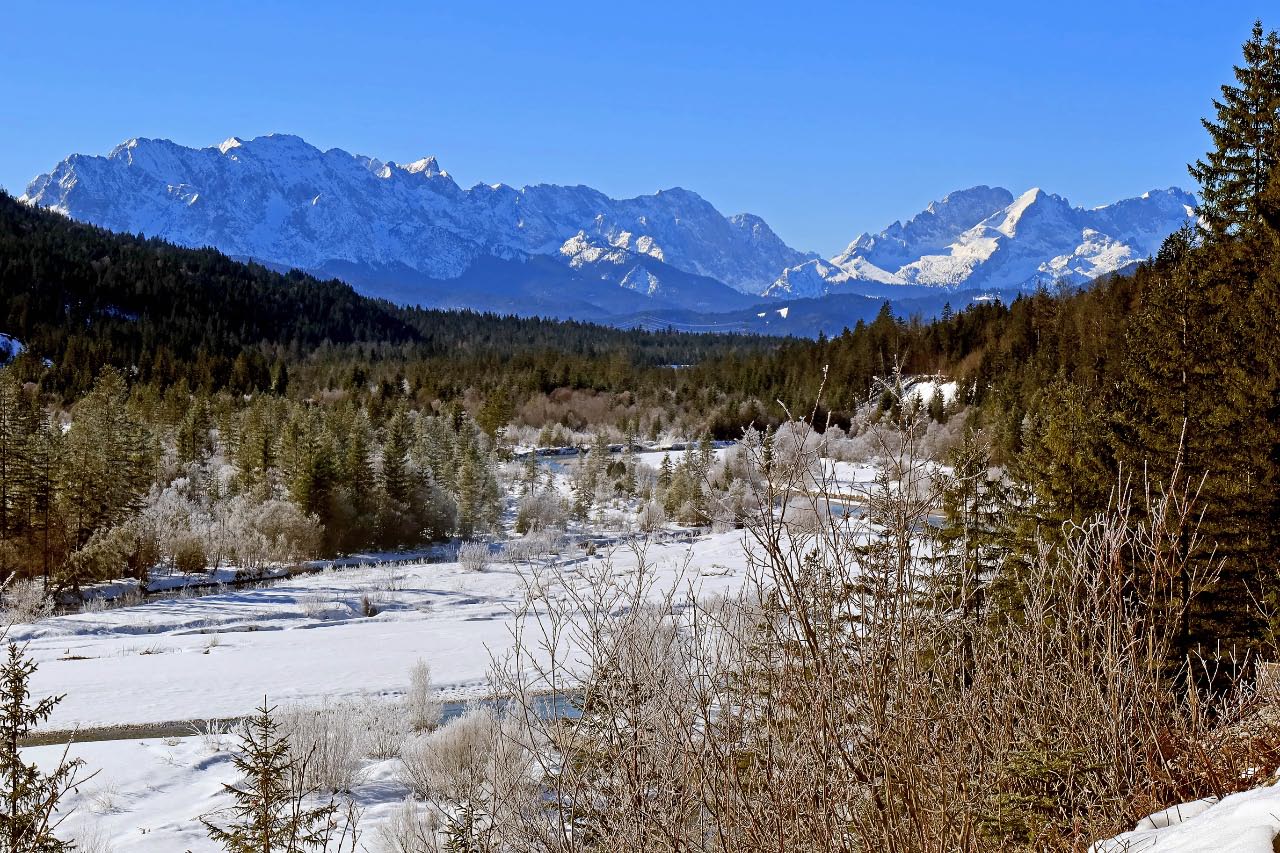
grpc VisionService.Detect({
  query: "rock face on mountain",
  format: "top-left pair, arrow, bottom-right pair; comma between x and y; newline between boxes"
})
21,134 -> 808,308
22,133 -> 1197,319
768,186 -> 1197,298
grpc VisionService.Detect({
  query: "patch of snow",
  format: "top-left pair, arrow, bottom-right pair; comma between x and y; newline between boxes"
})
1093,786 -> 1280,852
0,334 -> 25,363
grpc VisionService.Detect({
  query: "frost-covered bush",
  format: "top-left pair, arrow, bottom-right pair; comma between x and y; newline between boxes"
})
406,659 -> 443,732
298,594 -> 329,620
377,562 -> 404,592
503,528 -> 567,564
79,595 -> 107,615
637,501 -> 667,533
143,477 -> 216,569
709,479 -> 758,532
376,797 -> 441,853
226,496 -> 322,570
398,706 -> 535,841
1,579 -> 54,625
919,408 -> 972,462
781,501 -> 830,535
359,699 -> 409,760
280,700 -> 364,793
596,509 -> 631,533
190,717 -> 242,754
457,541 -> 490,573
525,528 -> 566,557
514,491 -> 566,534
500,538 -> 537,564
773,420 -> 826,467
71,823 -> 115,853
399,708 -> 500,799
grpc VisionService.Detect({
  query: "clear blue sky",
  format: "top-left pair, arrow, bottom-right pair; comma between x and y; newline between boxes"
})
0,1 -> 1266,255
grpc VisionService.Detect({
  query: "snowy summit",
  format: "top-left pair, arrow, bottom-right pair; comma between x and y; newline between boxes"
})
22,135 -> 1196,318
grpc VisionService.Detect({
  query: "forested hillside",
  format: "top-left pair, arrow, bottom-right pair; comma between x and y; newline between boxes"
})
0,192 -> 774,397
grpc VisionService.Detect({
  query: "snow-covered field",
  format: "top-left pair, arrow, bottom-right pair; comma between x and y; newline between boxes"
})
19,528 -> 752,851
17,530 -> 751,732
2,437 -> 768,851
28,731 -> 432,853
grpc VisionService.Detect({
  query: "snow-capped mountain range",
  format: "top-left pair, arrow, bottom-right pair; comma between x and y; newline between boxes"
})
767,185 -> 1197,299
21,134 -> 1197,324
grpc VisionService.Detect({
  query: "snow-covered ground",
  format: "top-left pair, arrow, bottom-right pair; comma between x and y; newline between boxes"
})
17,523 -> 753,852
17,530 -> 751,731
18,520 -> 752,850
1093,786 -> 1280,852
27,733 -> 420,853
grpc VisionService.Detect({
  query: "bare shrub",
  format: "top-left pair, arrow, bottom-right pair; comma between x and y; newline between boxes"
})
359,700 -> 409,760
2,579 -> 53,624
456,541 -> 489,573
398,708 -> 534,849
483,379 -> 1251,853
375,797 -> 442,853
406,660 -> 442,732
280,700 -> 364,793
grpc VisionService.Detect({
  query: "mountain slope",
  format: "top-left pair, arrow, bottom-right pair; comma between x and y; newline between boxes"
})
0,191 -> 781,395
22,134 -> 1198,321
22,134 -> 812,304
768,186 -> 1197,298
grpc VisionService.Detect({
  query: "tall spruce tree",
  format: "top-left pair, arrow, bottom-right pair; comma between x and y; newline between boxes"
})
1188,21 -> 1280,240
380,409 -> 413,507
0,375 -> 30,578
59,368 -> 152,554
931,430 -> 1005,621
1115,227 -> 1274,648
24,420 -> 59,589
1012,379 -> 1113,536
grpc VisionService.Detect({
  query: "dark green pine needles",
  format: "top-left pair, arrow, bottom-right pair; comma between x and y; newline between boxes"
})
200,703 -> 343,853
